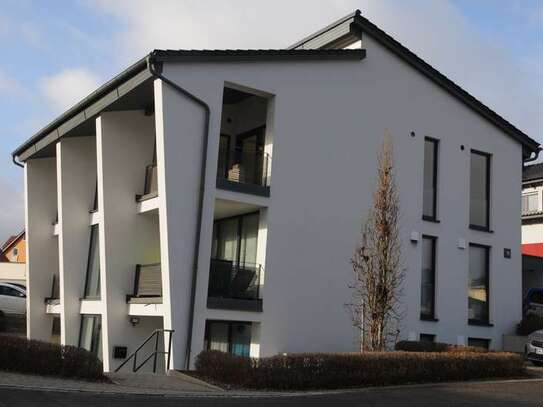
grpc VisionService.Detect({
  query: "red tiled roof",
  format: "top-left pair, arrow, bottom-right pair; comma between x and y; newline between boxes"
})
522,243 -> 543,257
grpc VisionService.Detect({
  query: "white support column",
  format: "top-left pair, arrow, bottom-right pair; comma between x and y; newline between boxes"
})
56,138 -> 97,346
154,79 -> 212,370
96,110 -> 158,372
25,158 -> 58,341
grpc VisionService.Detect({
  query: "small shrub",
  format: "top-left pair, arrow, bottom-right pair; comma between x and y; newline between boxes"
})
0,335 -> 106,382
395,340 -> 487,353
195,350 -> 524,391
517,315 -> 543,336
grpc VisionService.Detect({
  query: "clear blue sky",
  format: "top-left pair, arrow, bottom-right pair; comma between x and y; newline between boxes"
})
1,0 -> 542,240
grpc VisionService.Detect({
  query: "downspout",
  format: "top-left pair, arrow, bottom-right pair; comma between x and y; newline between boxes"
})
146,53 -> 211,370
524,148 -> 541,164
12,155 -> 24,168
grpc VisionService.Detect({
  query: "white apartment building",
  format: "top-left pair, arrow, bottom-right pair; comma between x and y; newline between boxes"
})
13,10 -> 540,372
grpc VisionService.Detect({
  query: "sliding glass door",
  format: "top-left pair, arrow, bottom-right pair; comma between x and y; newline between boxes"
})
212,212 -> 258,266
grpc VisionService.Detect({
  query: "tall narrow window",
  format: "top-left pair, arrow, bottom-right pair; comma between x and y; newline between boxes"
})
468,244 -> 490,324
420,236 -> 437,320
470,151 -> 491,230
84,225 -> 100,298
423,138 -> 439,220
211,212 -> 259,266
79,315 -> 102,358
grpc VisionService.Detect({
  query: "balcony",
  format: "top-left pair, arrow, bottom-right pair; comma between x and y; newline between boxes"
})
136,164 -> 158,202
216,146 -> 270,197
45,274 -> 61,314
127,263 -> 162,304
207,259 -> 262,312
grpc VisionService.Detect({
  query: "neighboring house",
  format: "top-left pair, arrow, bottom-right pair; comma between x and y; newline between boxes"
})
0,231 -> 26,286
1,231 -> 26,263
12,10 -> 540,372
521,164 -> 543,294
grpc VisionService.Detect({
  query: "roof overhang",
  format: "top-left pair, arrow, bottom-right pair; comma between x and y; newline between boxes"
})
12,49 -> 365,163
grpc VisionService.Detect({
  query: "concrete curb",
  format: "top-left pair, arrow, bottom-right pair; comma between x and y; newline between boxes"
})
1,376 -> 543,399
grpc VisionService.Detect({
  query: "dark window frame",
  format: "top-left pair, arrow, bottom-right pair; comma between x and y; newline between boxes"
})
419,333 -> 436,343
420,235 -> 437,321
204,319 -> 252,356
83,224 -> 101,299
218,134 -> 232,180
77,314 -> 102,356
469,149 -> 492,232
467,337 -> 490,350
422,137 -> 439,222
212,211 -> 260,267
468,243 -> 491,326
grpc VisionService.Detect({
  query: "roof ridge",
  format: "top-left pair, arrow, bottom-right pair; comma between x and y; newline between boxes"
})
351,13 -> 540,154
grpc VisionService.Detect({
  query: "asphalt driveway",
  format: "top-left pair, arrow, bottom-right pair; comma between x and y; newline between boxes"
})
1,378 -> 543,407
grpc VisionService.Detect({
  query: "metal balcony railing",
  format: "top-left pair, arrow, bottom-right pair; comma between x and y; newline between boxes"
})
129,263 -> 162,300
217,146 -> 270,188
45,274 -> 60,304
144,164 -> 158,196
208,259 -> 261,301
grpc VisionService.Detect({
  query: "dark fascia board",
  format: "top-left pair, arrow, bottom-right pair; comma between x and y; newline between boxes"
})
13,56 -> 150,161
523,163 -> 543,182
151,48 -> 365,63
286,9 -> 539,156
287,10 -> 360,50
351,13 -> 540,156
13,49 -> 365,163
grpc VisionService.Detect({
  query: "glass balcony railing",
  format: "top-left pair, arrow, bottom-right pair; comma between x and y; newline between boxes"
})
208,259 -> 261,302
217,146 -> 270,188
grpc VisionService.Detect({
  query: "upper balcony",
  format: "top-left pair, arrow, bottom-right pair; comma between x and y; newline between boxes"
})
216,85 -> 272,197
216,140 -> 270,196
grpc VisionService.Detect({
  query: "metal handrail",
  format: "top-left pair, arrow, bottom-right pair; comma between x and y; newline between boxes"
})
217,146 -> 271,187
114,329 -> 174,373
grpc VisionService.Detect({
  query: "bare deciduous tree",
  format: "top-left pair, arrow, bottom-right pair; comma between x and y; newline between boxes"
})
346,132 -> 404,352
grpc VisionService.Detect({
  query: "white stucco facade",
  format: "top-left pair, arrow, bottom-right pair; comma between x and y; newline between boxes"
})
18,12 -> 537,372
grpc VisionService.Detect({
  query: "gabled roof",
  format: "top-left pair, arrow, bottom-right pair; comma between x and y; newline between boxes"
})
11,10 -> 539,162
1,230 -> 25,253
523,163 -> 543,183
290,10 -> 540,158
12,48 -> 364,162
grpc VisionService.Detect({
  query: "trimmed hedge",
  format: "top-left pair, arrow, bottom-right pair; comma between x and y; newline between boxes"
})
395,340 -> 487,353
0,335 -> 106,382
195,350 -> 524,390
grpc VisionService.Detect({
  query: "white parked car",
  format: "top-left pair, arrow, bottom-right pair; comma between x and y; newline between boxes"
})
526,330 -> 543,366
0,283 -> 26,317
